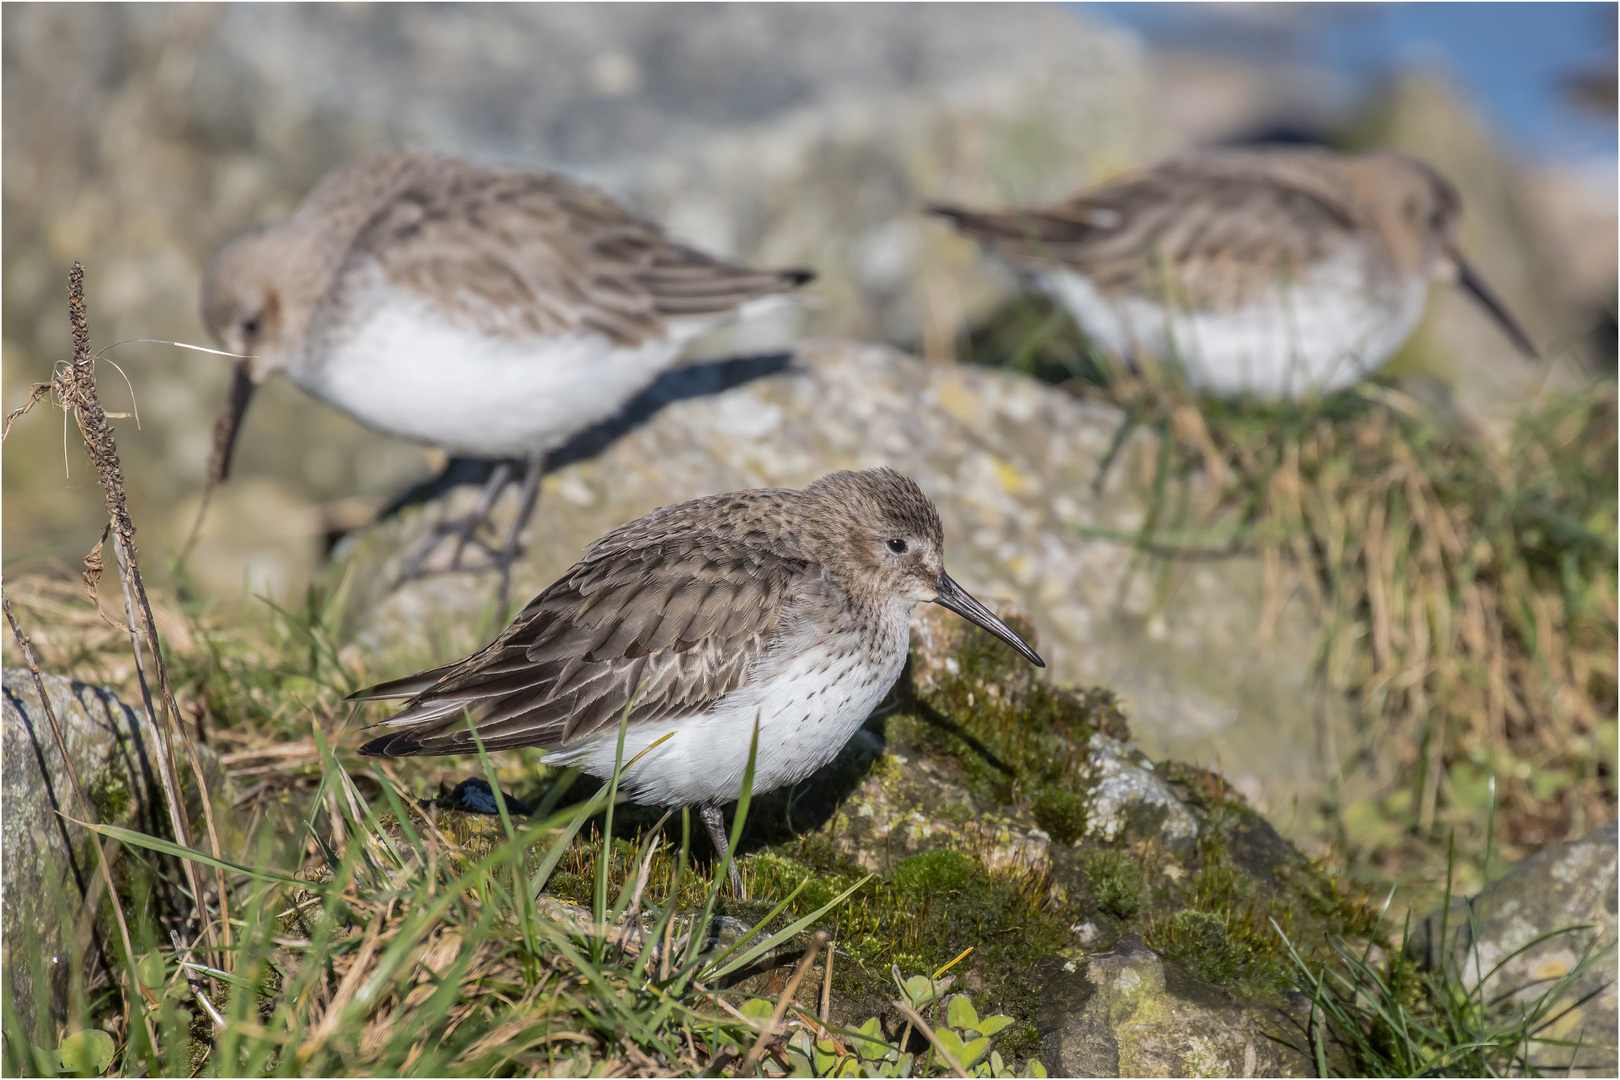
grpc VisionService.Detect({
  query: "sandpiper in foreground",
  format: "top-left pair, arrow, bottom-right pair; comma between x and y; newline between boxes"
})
352,468 -> 1044,894
932,147 -> 1537,399
200,149 -> 814,599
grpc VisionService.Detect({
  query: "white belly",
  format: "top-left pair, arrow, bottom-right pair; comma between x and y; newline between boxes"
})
550,615 -> 911,808
292,282 -> 713,458
1042,257 -> 1430,400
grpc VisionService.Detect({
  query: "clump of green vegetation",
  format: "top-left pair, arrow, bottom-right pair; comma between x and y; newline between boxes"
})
893,613 -> 1127,815
3,720 -> 1051,1078
1082,850 -> 1144,920
1151,909 -> 1284,994
1030,787 -> 1087,844
745,838 -> 1066,1054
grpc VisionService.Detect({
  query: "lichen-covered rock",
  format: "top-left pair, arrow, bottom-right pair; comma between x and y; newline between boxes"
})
336,339 -> 1351,835
1035,934 -> 1310,1077
1081,734 -> 1200,856
1,669 -> 241,1037
825,732 -> 1052,880
1407,822 -> 1618,1075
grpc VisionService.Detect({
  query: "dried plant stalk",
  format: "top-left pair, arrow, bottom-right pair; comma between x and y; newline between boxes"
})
53,263 -> 232,964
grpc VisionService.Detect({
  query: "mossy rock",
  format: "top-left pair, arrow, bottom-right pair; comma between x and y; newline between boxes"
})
721,601 -> 1375,1070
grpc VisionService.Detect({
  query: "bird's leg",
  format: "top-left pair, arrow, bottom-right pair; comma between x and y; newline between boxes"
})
490,449 -> 545,618
395,460 -> 514,585
447,460 -> 518,570
699,804 -> 747,900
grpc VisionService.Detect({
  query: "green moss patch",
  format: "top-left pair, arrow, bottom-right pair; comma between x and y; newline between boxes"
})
843,615 -> 1379,1006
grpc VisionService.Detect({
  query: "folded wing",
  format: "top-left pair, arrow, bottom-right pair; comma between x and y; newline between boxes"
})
355,532 -> 808,757
324,155 -> 813,348
932,150 -> 1362,312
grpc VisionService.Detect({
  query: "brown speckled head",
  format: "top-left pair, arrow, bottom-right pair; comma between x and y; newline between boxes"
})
800,468 -> 946,604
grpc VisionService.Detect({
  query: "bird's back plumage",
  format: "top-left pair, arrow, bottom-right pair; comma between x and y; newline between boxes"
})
357,487 -> 815,758
930,149 -> 1389,313
313,153 -> 812,352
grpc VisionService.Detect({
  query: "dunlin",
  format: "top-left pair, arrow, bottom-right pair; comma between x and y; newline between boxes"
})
352,468 -> 1043,893
931,148 -> 1537,399
200,149 -> 813,597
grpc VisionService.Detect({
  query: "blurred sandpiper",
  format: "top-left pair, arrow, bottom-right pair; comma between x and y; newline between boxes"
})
200,149 -> 813,600
352,468 -> 1043,894
931,147 -> 1537,400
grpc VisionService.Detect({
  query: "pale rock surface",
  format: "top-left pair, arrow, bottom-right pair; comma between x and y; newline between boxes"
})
1035,934 -> 1311,1077
1081,734 -> 1200,856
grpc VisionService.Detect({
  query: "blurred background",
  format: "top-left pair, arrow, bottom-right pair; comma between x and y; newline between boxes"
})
3,3 -> 1614,872
5,2 -> 1612,597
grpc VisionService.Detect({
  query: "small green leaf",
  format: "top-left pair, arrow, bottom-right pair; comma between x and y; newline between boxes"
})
135,952 -> 165,988
934,1027 -> 967,1060
903,973 -> 935,1006
946,994 -> 979,1032
1023,1060 -> 1049,1077
854,1016 -> 890,1060
975,1013 -> 1014,1037
740,997 -> 775,1021
959,1035 -> 991,1068
56,1029 -> 115,1075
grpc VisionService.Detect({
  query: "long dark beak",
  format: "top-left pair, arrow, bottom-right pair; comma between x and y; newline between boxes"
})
181,358 -> 257,557
209,358 -> 258,488
1454,251 -> 1539,359
932,571 -> 1045,668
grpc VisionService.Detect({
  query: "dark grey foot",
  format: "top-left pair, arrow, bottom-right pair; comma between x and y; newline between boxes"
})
699,804 -> 747,899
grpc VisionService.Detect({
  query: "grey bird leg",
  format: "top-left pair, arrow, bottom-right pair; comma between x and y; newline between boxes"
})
699,804 -> 747,899
491,449 -> 545,619
395,460 -> 513,585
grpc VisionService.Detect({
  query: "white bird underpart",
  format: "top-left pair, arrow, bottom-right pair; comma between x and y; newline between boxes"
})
295,278 -> 734,459
1042,253 -> 1432,400
549,611 -> 911,808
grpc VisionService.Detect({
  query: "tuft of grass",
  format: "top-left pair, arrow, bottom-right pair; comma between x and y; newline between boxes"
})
1281,828 -> 1616,1078
7,706 -> 1057,1077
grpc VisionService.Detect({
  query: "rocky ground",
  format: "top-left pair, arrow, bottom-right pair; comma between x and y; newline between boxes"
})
6,582 -> 1614,1074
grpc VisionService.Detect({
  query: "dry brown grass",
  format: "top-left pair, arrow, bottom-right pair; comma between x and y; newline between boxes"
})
1076,357 -> 1616,871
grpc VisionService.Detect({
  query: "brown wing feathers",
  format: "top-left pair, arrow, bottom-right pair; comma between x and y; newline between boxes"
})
340,155 -> 812,347
931,152 -> 1361,308
354,527 -> 807,759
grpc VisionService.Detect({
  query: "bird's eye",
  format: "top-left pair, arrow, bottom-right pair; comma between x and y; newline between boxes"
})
886,538 -> 908,554
241,316 -> 261,339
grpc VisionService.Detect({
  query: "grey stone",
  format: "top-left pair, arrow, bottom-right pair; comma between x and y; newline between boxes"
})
1036,934 -> 1311,1078
335,340 -> 1352,834
1408,822 -> 1618,1076
1,669 -> 238,1038
1082,734 -> 1199,855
